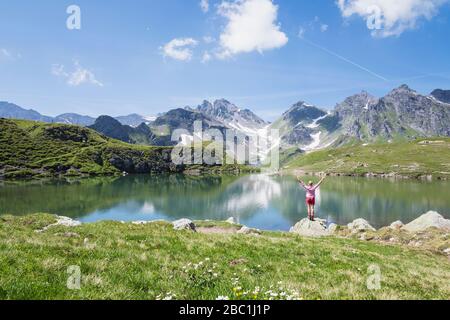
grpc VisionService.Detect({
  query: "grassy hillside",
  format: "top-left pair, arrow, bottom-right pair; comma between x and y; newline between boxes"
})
0,119 -> 256,179
284,138 -> 450,179
0,214 -> 449,300
0,119 -> 179,179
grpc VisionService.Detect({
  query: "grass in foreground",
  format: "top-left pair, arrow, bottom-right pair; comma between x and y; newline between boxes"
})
0,214 -> 449,300
285,138 -> 450,179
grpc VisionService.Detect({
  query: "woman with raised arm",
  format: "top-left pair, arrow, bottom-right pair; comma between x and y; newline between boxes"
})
297,175 -> 326,221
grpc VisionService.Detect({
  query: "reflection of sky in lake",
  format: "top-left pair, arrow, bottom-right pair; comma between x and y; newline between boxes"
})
1,174 -> 449,231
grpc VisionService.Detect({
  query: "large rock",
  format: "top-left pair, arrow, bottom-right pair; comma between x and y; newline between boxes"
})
173,219 -> 196,232
290,218 -> 330,237
347,219 -> 376,233
403,211 -> 450,232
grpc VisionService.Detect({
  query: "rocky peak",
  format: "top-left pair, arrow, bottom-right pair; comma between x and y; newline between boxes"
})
136,122 -> 151,132
287,101 -> 312,110
92,115 -> 122,127
89,116 -> 133,143
283,101 -> 320,115
387,84 -> 417,97
194,99 -> 267,129
282,101 -> 327,125
198,100 -> 213,110
338,91 -> 377,110
196,99 -> 237,118
213,99 -> 240,114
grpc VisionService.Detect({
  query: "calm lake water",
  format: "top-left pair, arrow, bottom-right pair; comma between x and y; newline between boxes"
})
0,174 -> 449,231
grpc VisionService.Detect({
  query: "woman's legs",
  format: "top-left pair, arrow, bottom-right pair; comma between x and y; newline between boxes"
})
307,204 -> 313,220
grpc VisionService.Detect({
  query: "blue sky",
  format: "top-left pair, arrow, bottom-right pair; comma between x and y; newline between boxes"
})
0,0 -> 449,120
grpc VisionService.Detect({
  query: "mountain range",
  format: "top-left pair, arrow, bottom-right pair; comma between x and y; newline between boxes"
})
271,85 -> 450,152
1,85 -> 449,153
0,102 -> 154,127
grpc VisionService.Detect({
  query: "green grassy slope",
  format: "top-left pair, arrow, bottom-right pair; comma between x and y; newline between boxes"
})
0,119 -> 257,179
0,214 -> 449,300
0,119 -> 178,179
285,138 -> 450,179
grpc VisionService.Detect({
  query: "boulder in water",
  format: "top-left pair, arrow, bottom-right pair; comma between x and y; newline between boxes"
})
290,218 -> 330,237
404,211 -> 450,232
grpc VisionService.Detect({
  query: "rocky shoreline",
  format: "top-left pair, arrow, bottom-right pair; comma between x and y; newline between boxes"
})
287,169 -> 449,181
45,211 -> 450,258
289,211 -> 450,256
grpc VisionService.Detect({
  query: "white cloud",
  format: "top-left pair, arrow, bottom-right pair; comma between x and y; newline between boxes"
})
298,16 -> 328,39
1,48 -> 11,58
337,0 -> 449,37
52,61 -> 103,87
201,51 -> 212,63
298,27 -> 306,39
0,48 -> 21,61
203,36 -> 216,43
200,0 -> 210,13
216,0 -> 288,58
51,64 -> 68,77
161,38 -> 199,61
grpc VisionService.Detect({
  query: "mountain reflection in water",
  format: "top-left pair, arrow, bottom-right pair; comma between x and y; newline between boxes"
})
1,174 -> 449,231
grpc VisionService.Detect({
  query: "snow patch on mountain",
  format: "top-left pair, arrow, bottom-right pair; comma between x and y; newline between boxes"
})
303,132 -> 322,151
305,112 -> 331,129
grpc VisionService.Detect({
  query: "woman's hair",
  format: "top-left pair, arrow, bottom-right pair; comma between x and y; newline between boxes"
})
308,181 -> 313,186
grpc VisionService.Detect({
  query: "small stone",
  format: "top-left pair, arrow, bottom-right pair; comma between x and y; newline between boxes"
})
347,219 -> 376,233
172,219 -> 196,232
229,258 -> 248,266
226,217 -> 236,224
132,221 -> 150,225
328,223 -> 339,234
237,226 -> 261,235
62,232 -> 80,238
55,216 -> 81,227
389,221 -> 404,230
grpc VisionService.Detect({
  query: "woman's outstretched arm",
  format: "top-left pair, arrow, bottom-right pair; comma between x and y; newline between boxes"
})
315,176 -> 326,188
297,177 -> 307,189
